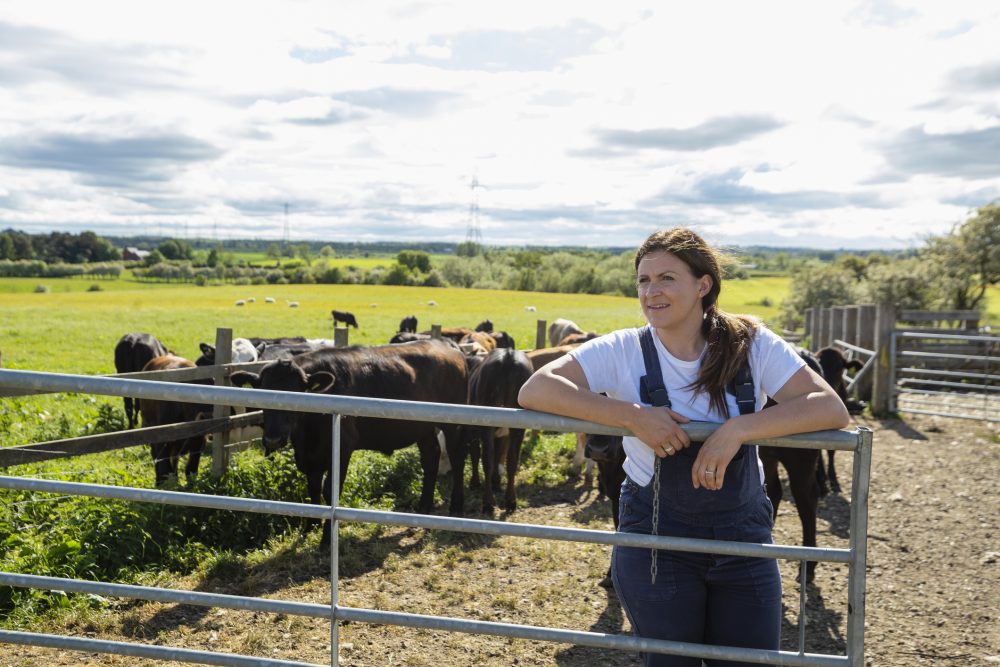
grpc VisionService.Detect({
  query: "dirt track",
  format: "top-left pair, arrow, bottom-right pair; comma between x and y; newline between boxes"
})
3,412 -> 998,666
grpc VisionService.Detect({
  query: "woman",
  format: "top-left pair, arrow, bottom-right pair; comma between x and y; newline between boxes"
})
518,228 -> 849,666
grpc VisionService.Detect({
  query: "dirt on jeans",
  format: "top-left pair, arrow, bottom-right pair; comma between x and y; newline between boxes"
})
3,413 -> 998,667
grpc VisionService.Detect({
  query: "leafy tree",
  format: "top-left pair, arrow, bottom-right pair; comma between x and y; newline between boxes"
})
319,245 -> 335,258
207,248 -> 220,268
397,250 -> 431,273
923,203 -> 1000,311
0,233 -> 14,260
266,243 -> 281,261
157,239 -> 193,260
456,241 -> 480,257
779,262 -> 860,329
143,249 -> 165,267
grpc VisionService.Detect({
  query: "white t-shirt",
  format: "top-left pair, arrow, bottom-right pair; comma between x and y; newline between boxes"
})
569,324 -> 806,486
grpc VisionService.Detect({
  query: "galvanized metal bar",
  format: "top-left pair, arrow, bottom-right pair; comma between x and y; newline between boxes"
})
844,356 -> 875,393
331,413 -> 341,667
0,476 -> 330,520
896,396 -> 998,409
898,350 -> 996,362
334,507 -> 852,563
899,367 -> 1000,381
0,476 -> 851,564
0,369 -> 859,450
334,606 -> 849,667
896,407 -> 998,422
0,572 -> 331,618
897,387 -> 1000,399
798,560 -> 807,654
831,340 -> 874,356
898,378 -> 1000,391
212,327 -> 234,478
896,331 -> 999,343
847,427 -> 873,667
889,329 -> 898,413
0,630 -> 324,667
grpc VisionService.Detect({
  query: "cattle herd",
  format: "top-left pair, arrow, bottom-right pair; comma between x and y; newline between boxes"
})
112,317 -> 862,563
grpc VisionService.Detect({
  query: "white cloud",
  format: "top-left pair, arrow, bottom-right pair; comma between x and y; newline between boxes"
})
0,1 -> 998,249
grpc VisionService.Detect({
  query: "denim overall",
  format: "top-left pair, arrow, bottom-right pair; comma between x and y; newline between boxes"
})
611,328 -> 782,667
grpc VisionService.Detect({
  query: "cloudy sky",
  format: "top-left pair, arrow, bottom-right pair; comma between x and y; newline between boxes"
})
1,1 -> 998,250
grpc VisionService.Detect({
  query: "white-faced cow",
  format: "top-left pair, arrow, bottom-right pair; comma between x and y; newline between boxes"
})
230,340 -> 468,546
331,310 -> 358,328
114,333 -> 168,429
138,354 -> 213,486
547,318 -> 584,347
194,338 -> 260,366
464,348 -> 534,513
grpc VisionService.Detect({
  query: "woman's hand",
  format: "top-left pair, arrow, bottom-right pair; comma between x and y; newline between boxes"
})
691,418 -> 746,491
625,405 -> 691,458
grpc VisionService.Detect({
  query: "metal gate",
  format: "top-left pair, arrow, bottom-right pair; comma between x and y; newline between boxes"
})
0,369 -> 873,667
891,330 -> 999,421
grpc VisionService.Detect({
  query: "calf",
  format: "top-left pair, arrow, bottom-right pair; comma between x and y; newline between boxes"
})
399,315 -> 418,333
114,332 -> 168,429
547,318 -> 583,347
465,349 -> 534,512
331,310 -> 358,328
138,354 -> 213,486
230,340 -> 468,546
475,319 -> 494,333
815,346 -> 864,494
460,331 -> 497,355
760,348 -> 826,582
585,432 -> 626,585
489,331 -> 516,349
195,338 -> 260,366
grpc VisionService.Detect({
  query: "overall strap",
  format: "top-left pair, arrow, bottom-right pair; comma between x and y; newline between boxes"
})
638,327 -> 671,408
641,326 -> 755,415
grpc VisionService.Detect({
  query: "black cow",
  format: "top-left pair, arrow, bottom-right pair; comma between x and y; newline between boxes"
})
399,315 -> 418,333
114,333 -> 168,429
815,346 -> 864,494
760,348 -> 827,582
138,354 -> 212,486
584,432 -> 626,585
331,310 -> 358,328
475,319 -> 494,333
390,331 -> 430,344
489,331 -> 516,349
230,340 -> 468,546
464,349 -> 533,512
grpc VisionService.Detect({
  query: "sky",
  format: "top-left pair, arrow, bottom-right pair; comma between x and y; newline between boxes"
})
0,1 -> 998,250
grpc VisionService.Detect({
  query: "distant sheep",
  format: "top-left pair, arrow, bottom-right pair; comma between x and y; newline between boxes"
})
288,301 -> 299,308
525,305 -> 536,312
265,297 -> 275,304
247,297 -> 256,303
428,300 -> 438,306
235,300 -> 246,306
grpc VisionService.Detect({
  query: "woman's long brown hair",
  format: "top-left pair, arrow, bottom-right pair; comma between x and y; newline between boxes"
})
635,228 -> 757,418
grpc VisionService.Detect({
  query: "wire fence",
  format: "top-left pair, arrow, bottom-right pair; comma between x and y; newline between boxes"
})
0,368 -> 872,667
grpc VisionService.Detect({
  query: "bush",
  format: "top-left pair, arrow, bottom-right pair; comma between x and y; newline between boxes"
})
86,283 -> 102,292
33,284 -> 49,293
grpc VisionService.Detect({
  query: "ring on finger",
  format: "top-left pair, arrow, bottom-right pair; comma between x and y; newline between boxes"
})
664,446 -> 675,455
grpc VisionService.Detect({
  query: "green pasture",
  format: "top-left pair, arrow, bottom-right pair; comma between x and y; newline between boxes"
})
0,276 -> 791,373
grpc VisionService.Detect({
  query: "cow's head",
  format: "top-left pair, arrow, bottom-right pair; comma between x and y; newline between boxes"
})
195,343 -> 216,367
232,361 -> 336,455
475,319 -> 494,333
816,347 -> 864,404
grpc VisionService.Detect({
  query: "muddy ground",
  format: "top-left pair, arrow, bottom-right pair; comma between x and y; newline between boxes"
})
4,412 -> 998,666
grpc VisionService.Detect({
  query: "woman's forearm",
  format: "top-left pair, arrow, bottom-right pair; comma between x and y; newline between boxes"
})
518,371 -> 639,430
732,391 -> 850,442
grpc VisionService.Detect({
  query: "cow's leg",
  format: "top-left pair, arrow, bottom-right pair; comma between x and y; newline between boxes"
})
503,428 -> 525,512
183,437 -> 203,482
481,427 -> 497,513
442,424 -> 466,516
760,447 -> 782,518
151,444 -> 172,487
826,450 -> 841,494
416,432 -> 440,514
815,452 -> 830,497
786,450 -> 820,582
467,427 -> 482,489
124,398 -> 136,429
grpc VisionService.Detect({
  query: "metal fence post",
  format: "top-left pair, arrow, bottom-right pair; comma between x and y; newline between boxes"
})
331,413 -> 341,667
847,427 -> 873,667
431,324 -> 442,340
211,327 -> 233,478
535,320 -> 547,350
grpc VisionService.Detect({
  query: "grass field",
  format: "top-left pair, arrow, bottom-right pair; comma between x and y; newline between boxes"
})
0,276 -> 793,373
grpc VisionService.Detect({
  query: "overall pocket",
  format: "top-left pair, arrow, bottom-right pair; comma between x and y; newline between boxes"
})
662,442 -> 754,515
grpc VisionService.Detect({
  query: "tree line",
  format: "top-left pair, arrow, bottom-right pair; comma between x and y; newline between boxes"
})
780,203 -> 999,328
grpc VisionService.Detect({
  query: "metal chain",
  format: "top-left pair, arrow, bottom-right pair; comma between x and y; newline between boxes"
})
650,456 -> 661,584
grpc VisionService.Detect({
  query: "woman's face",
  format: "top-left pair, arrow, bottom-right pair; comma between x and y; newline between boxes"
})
636,250 -> 713,330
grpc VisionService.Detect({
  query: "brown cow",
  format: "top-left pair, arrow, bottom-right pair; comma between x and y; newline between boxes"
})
138,354 -> 212,486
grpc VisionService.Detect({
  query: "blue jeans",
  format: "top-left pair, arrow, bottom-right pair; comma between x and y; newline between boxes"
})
611,473 -> 782,667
